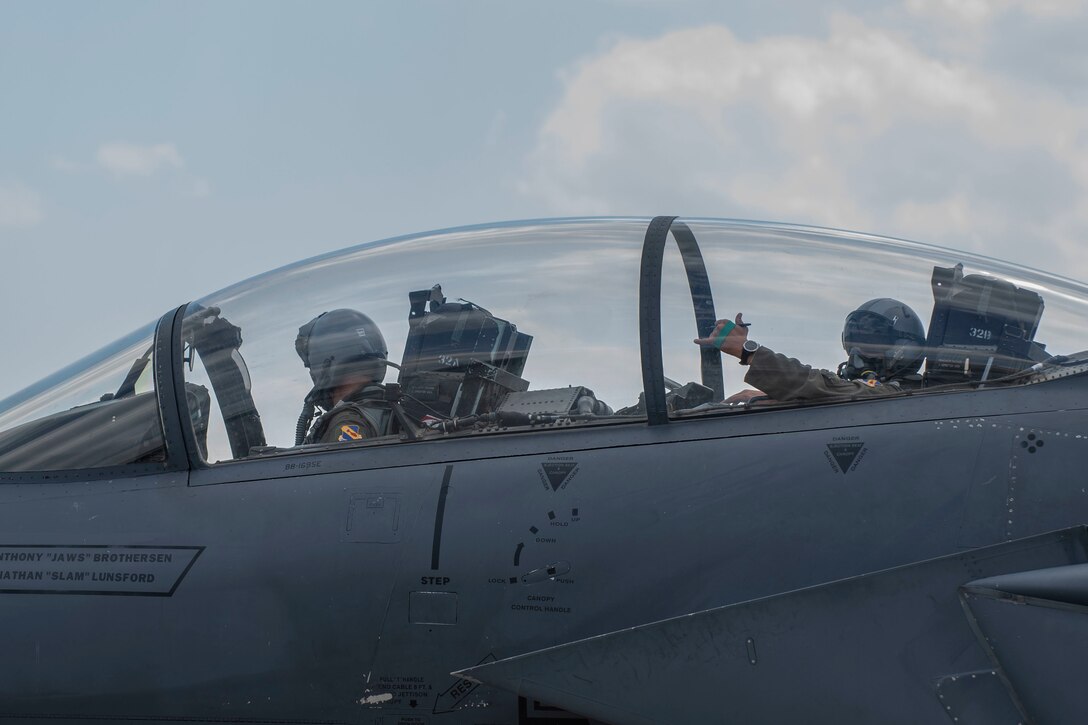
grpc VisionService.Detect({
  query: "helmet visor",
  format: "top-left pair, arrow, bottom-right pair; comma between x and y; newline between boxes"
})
843,311 -> 893,356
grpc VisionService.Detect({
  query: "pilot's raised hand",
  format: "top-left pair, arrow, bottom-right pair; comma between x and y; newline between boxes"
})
694,313 -> 748,358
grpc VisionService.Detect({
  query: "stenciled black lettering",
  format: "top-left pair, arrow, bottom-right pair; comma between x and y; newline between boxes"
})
0,570 -> 44,581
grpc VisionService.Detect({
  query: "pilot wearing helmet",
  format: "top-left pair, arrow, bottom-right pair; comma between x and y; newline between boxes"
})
294,309 -> 395,445
694,298 -> 926,402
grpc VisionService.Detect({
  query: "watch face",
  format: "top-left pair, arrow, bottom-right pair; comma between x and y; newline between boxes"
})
743,339 -> 759,352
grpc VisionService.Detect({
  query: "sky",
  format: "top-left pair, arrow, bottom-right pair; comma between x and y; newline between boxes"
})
2,0 -> 1088,400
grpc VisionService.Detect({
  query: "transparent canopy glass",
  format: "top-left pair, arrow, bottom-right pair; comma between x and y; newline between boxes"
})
659,219 -> 1088,395
0,324 -> 164,472
182,219 -> 652,462
3,217 -> 1087,472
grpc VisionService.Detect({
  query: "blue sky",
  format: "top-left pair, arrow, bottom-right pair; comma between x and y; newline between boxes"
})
2,0 -> 1088,398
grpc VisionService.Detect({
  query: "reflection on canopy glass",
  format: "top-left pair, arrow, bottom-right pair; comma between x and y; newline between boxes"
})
0,325 -> 166,472
182,220 -> 651,462
3,217 -> 1088,472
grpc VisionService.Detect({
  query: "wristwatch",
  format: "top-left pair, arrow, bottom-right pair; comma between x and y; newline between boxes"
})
740,339 -> 761,366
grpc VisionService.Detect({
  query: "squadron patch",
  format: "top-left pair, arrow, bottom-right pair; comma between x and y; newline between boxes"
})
339,424 -> 364,441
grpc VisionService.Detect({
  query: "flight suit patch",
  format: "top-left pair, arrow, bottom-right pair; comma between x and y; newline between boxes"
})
339,424 -> 364,441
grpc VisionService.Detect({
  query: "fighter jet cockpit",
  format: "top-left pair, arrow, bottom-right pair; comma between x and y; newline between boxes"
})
2,218 -> 1088,474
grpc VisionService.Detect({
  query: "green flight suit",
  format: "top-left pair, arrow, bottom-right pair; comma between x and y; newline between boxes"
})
743,347 -> 905,402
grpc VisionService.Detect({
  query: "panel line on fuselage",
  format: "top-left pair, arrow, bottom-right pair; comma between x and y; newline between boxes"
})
430,464 -> 454,570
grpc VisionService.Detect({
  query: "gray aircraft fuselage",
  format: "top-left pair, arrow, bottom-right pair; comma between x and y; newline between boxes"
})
0,375 -> 1083,724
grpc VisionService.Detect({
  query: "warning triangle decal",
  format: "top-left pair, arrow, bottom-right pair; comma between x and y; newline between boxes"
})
827,442 -> 864,475
541,462 -> 578,491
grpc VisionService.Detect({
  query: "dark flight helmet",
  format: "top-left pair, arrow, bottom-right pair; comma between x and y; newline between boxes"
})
841,298 -> 926,380
296,309 -> 388,408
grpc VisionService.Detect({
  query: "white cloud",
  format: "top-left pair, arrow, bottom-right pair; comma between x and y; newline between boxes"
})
96,142 -> 185,177
0,183 -> 44,228
536,18 -> 994,166
521,15 -> 1088,280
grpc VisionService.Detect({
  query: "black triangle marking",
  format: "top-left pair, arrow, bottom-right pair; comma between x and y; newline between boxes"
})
827,442 -> 864,475
541,462 -> 578,491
